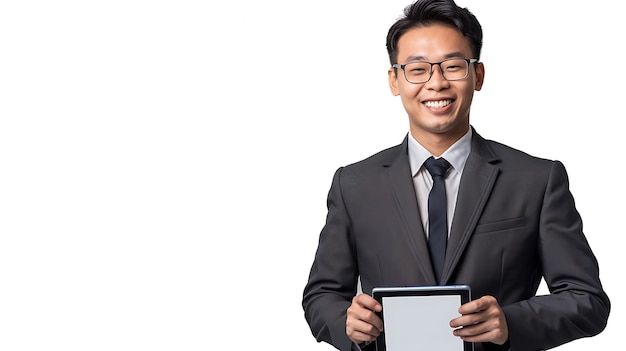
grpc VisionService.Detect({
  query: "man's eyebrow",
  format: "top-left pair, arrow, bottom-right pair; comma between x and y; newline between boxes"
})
404,52 -> 467,63
405,55 -> 426,62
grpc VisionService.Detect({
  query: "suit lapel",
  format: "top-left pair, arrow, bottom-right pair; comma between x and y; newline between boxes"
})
441,130 -> 500,284
385,136 -> 438,285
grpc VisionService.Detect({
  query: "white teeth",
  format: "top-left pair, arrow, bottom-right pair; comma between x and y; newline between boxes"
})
425,99 -> 452,108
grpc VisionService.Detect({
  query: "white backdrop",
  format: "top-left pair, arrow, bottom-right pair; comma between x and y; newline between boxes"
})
0,1 -> 620,350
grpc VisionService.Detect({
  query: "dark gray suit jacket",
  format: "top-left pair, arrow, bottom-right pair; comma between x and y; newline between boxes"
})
302,128 -> 610,351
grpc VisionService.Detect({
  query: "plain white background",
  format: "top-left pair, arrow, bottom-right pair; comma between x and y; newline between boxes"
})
0,1 -> 621,350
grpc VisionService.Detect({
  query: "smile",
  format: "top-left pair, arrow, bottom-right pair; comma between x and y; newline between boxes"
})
424,99 -> 452,108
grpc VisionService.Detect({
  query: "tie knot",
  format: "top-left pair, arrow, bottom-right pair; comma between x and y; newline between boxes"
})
424,156 -> 451,178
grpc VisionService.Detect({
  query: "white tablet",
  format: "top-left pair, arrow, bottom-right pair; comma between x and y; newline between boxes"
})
372,285 -> 473,351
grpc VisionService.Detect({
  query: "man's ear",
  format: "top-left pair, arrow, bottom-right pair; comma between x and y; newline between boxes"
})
388,67 -> 400,96
474,62 -> 485,91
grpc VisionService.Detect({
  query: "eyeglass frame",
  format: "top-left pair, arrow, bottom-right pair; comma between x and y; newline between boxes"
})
392,58 -> 479,84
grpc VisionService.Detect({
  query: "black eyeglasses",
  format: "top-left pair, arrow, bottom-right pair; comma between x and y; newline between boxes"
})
392,58 -> 478,84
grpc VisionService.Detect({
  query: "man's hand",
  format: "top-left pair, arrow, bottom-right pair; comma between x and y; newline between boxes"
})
346,293 -> 384,345
450,295 -> 509,345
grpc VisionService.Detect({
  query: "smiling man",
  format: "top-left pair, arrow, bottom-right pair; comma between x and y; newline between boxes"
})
302,0 -> 610,351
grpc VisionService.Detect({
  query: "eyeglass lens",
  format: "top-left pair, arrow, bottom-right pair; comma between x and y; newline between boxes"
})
403,59 -> 469,84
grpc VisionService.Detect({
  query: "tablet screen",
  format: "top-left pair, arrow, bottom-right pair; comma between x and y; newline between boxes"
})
372,285 -> 472,351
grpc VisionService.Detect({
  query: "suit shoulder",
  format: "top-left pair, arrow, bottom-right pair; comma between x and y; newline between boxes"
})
329,142 -> 404,186
343,143 -> 403,170
485,138 -> 555,165
480,138 -> 571,181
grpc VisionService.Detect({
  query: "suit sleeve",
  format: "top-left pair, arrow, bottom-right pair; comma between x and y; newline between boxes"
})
502,161 -> 610,350
302,167 -> 360,351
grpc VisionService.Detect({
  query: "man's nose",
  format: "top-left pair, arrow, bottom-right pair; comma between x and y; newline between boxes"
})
425,64 -> 448,89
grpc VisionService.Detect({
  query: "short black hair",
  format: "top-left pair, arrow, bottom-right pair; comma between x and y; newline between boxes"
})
386,0 -> 483,64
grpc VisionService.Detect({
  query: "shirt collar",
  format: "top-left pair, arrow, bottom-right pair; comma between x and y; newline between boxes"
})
408,128 -> 472,176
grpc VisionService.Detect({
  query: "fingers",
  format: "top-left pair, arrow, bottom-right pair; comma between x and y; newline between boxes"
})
346,320 -> 381,344
355,293 -> 382,313
450,295 -> 509,345
457,295 -> 497,315
450,295 -> 491,328
346,294 -> 384,344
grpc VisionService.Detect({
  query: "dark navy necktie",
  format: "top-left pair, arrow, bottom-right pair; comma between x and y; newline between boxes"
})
424,156 -> 451,284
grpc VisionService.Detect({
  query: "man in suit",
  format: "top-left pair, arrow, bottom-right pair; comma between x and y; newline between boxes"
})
302,0 -> 610,350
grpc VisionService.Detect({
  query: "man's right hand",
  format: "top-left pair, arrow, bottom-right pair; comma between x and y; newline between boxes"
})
346,293 -> 384,345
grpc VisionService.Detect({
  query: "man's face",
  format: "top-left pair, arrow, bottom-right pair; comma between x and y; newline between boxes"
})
388,24 -> 484,142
